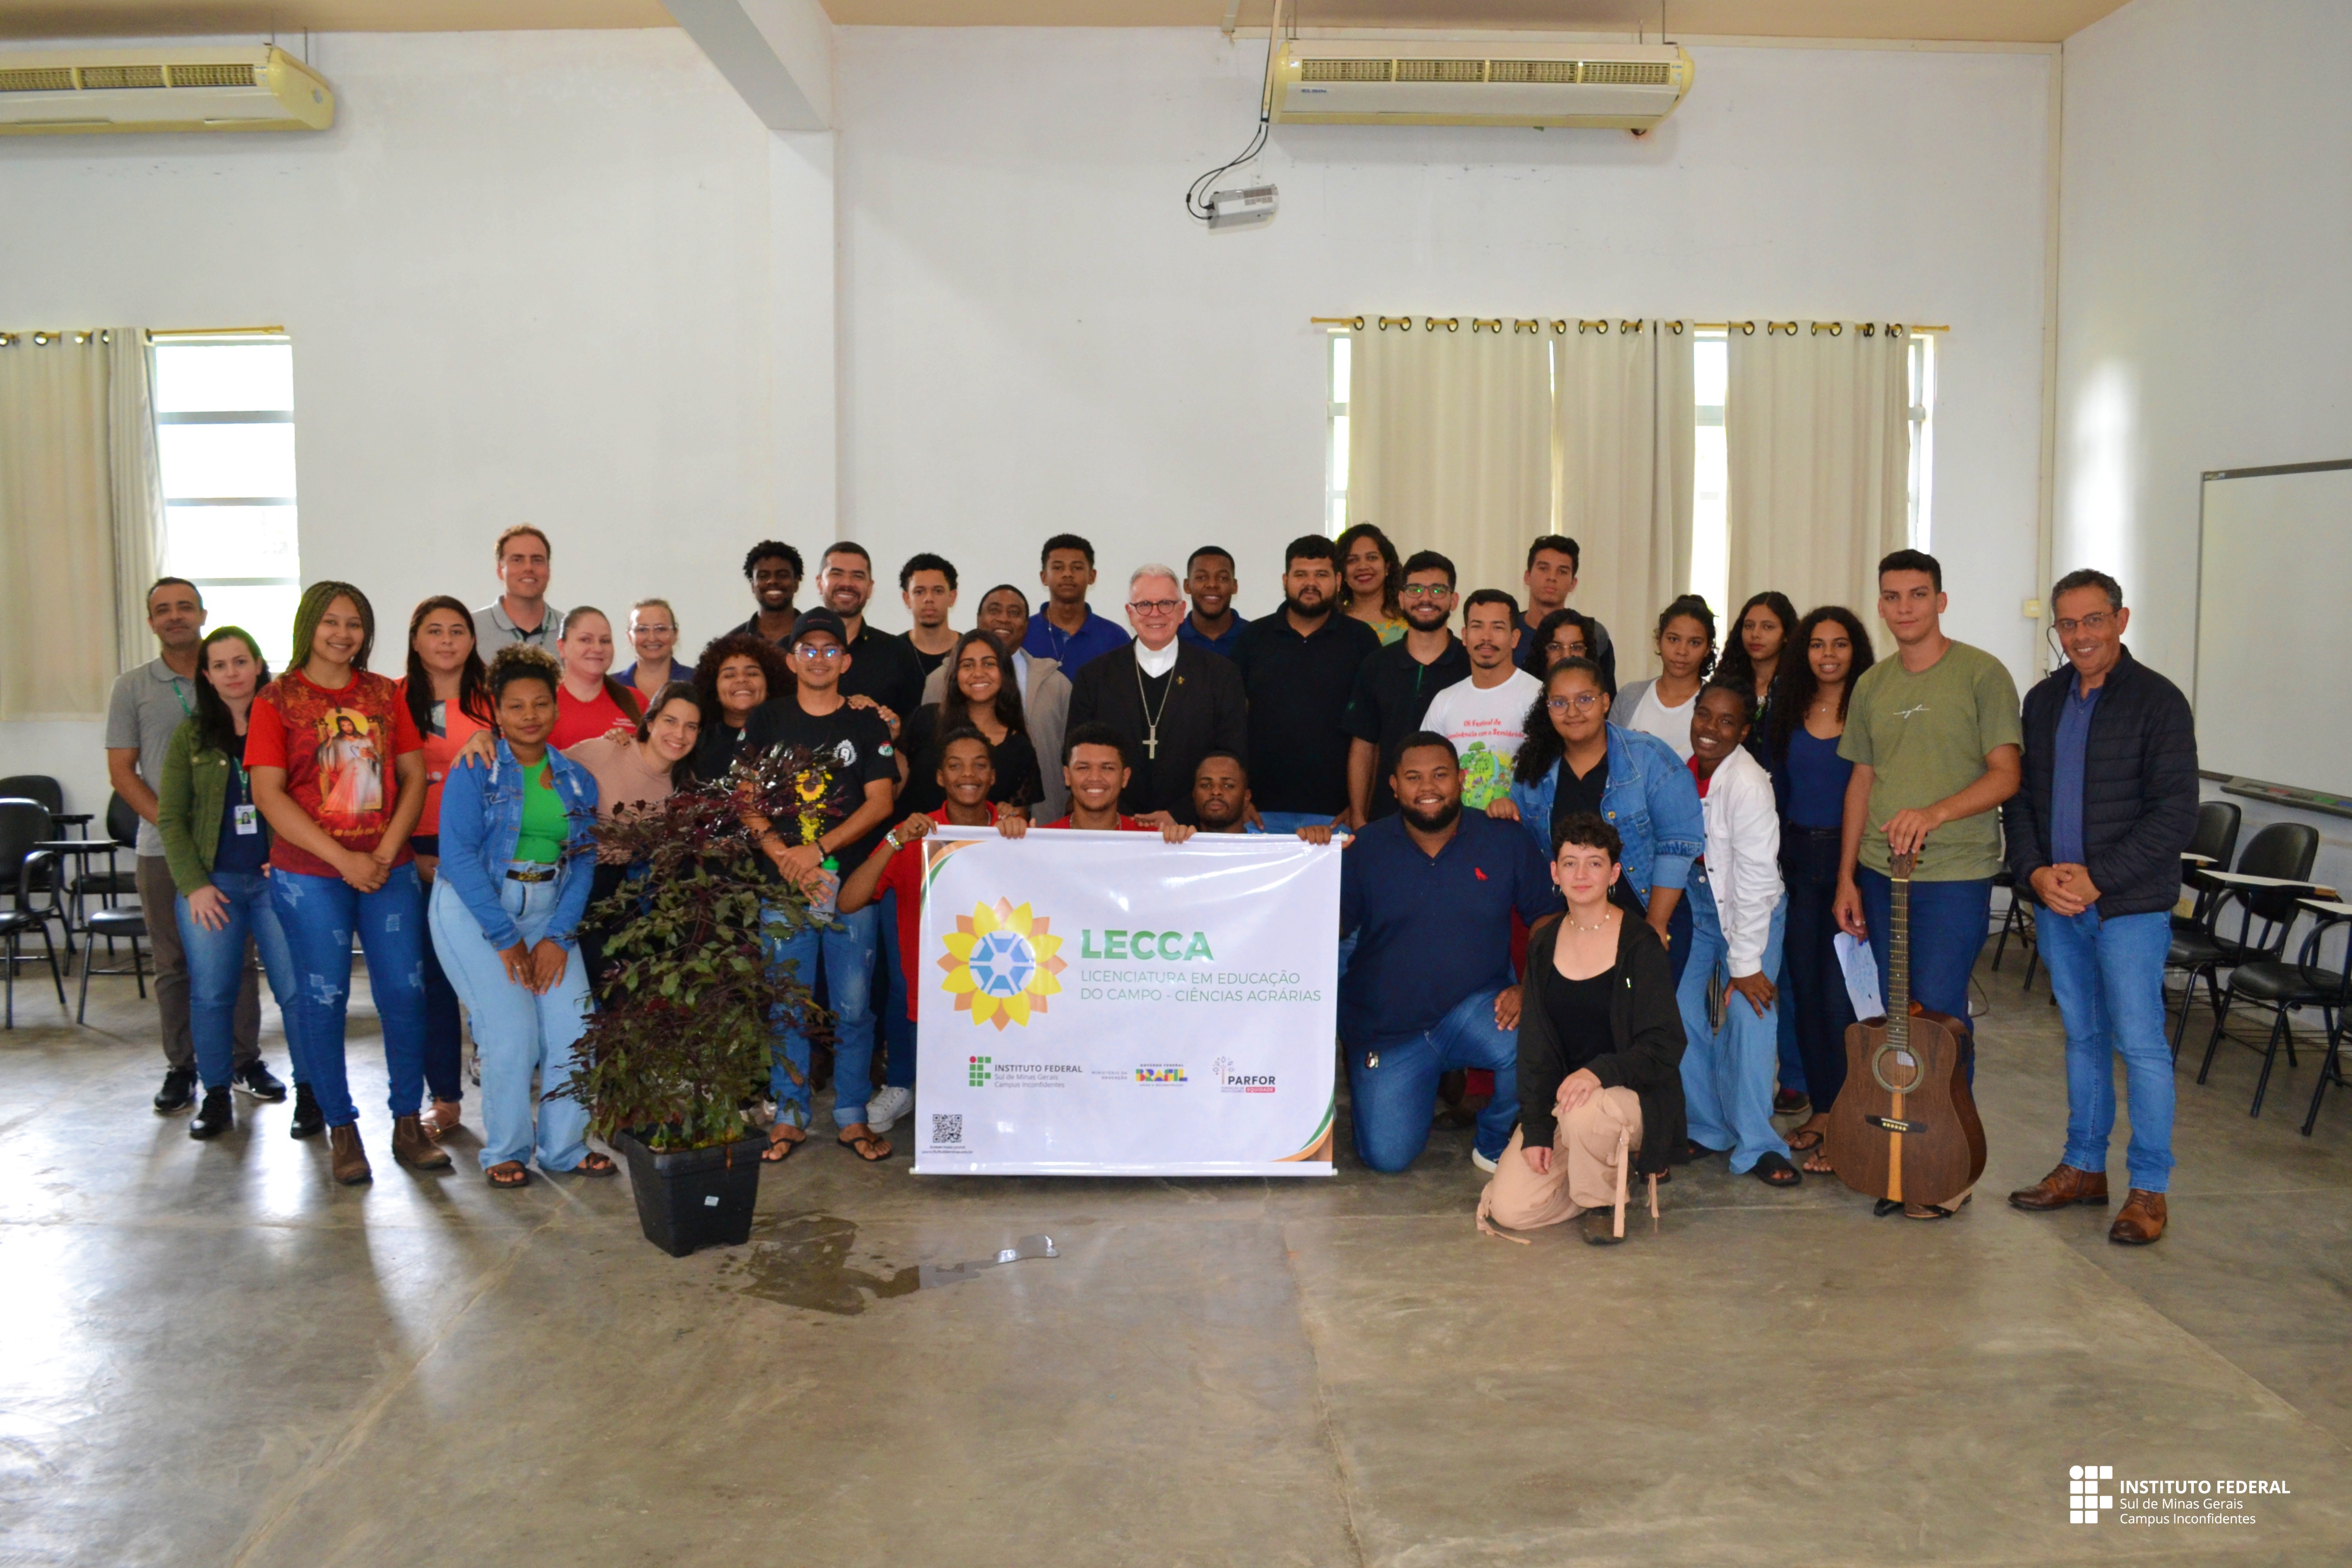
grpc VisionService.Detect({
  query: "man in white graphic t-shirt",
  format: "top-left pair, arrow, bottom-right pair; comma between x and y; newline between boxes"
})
1419,590 -> 1542,812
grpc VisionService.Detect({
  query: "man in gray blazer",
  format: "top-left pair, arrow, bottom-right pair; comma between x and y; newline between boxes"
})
922,582 -> 1072,821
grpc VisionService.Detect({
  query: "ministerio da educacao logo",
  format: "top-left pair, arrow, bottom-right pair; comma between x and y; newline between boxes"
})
937,898 -> 1068,1030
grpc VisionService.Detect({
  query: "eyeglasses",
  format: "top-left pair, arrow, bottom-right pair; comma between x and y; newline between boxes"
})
1128,600 -> 1183,616
792,645 -> 843,662
634,623 -> 675,636
1546,692 -> 1602,714
1547,641 -> 1587,659
2053,612 -> 2118,636
1399,584 -> 1452,601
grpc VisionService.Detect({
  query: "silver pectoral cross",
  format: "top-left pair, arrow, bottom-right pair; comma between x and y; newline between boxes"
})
1142,728 -> 1158,760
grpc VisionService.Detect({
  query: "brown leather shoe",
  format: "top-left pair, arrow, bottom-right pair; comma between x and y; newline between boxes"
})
330,1124 -> 374,1186
2007,1163 -> 2108,1211
391,1114 -> 453,1171
2109,1190 -> 2167,1245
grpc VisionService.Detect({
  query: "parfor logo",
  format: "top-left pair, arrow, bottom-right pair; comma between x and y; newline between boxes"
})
939,898 -> 1067,1030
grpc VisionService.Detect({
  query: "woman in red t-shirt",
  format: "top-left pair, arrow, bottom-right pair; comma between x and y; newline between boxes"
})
249,581 -> 436,1188
398,594 -> 494,1142
548,605 -> 644,750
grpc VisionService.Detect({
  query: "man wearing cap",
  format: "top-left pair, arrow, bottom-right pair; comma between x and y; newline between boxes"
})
743,608 -> 901,1165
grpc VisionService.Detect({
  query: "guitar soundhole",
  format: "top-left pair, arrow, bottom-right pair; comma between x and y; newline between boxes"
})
1872,1048 -> 1922,1095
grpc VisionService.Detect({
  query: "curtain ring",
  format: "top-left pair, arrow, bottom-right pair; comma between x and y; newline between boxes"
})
1667,320 -> 1685,335
32,332 -> 49,345
1551,320 -> 1567,334
1379,315 -> 1409,331
1808,321 -> 1842,337
1620,320 -> 1644,334
1513,318 -> 1540,333
1473,317 -> 1502,333
1734,321 -> 1755,336
1346,315 -> 1365,331
1890,323 -> 1907,337
1860,322 -> 1877,337
1444,317 -> 1459,332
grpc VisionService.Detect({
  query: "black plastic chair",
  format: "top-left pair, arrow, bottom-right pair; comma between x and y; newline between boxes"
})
2173,800 -> 2244,939
1990,868 -> 2038,986
2204,910 -> 2351,1119
0,775 -> 63,816
51,792 -> 141,949
2170,822 -> 2321,1061
0,801 -> 67,1027
76,905 -> 149,1022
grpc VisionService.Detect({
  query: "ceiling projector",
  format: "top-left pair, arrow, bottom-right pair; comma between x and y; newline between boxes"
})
1206,181 -> 1279,230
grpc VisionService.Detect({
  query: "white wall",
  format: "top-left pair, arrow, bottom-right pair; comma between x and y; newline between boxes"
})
3,26 -> 2058,817
837,29 -> 2054,674
0,29 -> 833,814
2055,0 -> 2352,888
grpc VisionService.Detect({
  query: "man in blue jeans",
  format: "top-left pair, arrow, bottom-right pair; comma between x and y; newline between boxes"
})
1834,549 -> 2022,1218
1338,733 -> 1560,1172
2002,571 -> 2198,1244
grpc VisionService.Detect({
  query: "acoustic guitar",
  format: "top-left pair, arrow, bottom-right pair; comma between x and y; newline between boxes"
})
1824,850 -> 1987,1213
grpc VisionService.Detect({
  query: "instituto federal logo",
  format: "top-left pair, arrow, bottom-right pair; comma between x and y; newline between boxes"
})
2070,1465 -> 2114,1524
938,898 -> 1067,1030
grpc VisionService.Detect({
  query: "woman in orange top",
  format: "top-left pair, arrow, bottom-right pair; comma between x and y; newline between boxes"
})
399,595 -> 493,1139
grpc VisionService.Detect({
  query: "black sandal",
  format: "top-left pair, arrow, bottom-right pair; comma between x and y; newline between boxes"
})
1752,1150 -> 1803,1188
1680,1139 -> 1725,1163
762,1126 -> 805,1164
486,1161 -> 530,1189
1904,1193 -> 1972,1220
838,1124 -> 893,1162
569,1152 -> 618,1178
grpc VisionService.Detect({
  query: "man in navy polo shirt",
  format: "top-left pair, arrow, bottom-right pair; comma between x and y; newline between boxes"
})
1338,732 -> 1561,1173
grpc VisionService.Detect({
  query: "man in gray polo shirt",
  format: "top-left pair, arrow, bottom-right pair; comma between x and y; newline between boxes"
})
104,578 -> 277,1112
472,523 -> 563,654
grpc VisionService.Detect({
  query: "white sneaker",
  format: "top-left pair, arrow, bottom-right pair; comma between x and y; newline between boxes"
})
1471,1147 -> 1499,1174
864,1085 -> 913,1134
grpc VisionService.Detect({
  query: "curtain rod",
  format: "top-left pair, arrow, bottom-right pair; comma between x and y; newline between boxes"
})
1312,316 -> 1949,333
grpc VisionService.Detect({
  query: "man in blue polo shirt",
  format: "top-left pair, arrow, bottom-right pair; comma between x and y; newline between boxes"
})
1024,533 -> 1131,673
1339,732 -> 1561,1173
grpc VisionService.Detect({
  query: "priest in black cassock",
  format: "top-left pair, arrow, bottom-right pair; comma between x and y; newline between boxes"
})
1065,564 -> 1248,819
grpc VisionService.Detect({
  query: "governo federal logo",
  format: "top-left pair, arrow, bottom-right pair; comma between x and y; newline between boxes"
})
938,898 -> 1068,1030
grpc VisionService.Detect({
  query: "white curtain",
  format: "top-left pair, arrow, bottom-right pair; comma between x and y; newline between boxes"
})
0,332 -> 133,718
1553,321 -> 1695,657
109,328 -> 166,679
1345,319 -> 1551,599
1726,323 -> 1910,635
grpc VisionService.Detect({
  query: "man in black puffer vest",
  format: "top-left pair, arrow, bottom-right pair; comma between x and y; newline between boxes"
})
2002,570 -> 2198,1246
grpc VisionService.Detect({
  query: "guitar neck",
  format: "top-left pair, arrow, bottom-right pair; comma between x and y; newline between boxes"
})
1890,864 -> 1912,1039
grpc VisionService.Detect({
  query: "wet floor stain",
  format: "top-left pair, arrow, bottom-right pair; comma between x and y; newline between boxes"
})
719,1213 -> 919,1315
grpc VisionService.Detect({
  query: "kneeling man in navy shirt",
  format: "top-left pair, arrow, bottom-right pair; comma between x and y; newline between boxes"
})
1338,732 -> 1561,1173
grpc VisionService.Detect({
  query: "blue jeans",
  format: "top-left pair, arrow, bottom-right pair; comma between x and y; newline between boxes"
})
877,889 -> 916,1092
428,873 -> 592,1171
2037,906 -> 2175,1193
1347,988 -> 1518,1170
1782,828 -> 1856,1113
1677,877 -> 1790,1173
1856,868 -> 1991,1031
271,864 -> 429,1131
175,872 -> 308,1093
419,921 -> 465,1106
765,903 -> 880,1129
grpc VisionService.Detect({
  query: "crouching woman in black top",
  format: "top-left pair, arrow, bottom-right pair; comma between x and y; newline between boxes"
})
1479,812 -> 1688,1247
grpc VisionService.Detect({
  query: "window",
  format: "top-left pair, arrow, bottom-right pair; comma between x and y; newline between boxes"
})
151,333 -> 301,666
1325,331 -> 1351,536
1690,329 -> 1730,619
1907,331 -> 1937,551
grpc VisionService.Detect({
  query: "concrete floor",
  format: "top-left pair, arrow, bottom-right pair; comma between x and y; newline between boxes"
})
3,949 -> 2350,1567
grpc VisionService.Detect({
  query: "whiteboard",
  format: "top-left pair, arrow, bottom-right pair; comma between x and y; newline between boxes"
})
2195,461 -> 2352,798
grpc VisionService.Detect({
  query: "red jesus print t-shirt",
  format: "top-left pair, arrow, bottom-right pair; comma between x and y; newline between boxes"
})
244,668 -> 424,877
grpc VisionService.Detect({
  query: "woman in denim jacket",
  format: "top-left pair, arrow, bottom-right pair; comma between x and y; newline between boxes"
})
427,645 -> 613,1188
1490,657 -> 1705,981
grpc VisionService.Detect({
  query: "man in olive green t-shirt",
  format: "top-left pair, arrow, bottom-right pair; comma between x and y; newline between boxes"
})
1833,552 -> 2022,1183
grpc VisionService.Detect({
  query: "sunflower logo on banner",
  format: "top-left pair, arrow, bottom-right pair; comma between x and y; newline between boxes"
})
938,898 -> 1067,1030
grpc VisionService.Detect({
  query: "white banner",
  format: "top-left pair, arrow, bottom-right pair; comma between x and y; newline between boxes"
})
912,828 -> 1339,1176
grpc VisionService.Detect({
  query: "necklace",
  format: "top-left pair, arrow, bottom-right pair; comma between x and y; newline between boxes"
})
1133,654 -> 1175,761
1566,910 -> 1611,933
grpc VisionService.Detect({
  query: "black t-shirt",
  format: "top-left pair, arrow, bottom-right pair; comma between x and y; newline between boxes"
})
1231,609 -> 1381,815
741,694 -> 899,870
1340,635 -> 1472,819
837,624 -> 928,728
899,703 -> 1042,815
1551,750 -> 1610,828
1537,962 -> 1616,1078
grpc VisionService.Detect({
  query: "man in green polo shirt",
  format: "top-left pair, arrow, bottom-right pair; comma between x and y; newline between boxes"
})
1833,550 -> 2022,1206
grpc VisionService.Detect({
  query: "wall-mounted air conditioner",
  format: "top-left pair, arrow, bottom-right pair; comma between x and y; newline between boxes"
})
1273,39 -> 1692,130
0,45 -> 334,135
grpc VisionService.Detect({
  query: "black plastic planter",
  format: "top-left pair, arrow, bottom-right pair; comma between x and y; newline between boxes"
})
613,1130 -> 766,1257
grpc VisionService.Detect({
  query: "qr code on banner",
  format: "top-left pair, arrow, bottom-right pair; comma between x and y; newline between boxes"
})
931,1114 -> 963,1147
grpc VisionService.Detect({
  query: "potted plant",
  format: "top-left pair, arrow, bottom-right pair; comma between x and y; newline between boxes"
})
561,743 -> 847,1257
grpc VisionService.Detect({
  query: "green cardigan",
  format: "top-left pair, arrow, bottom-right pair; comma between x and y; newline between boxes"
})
157,717 -> 261,896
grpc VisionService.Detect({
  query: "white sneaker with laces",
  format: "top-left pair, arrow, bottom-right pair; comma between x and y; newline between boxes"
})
1471,1147 -> 1499,1174
864,1085 -> 914,1133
